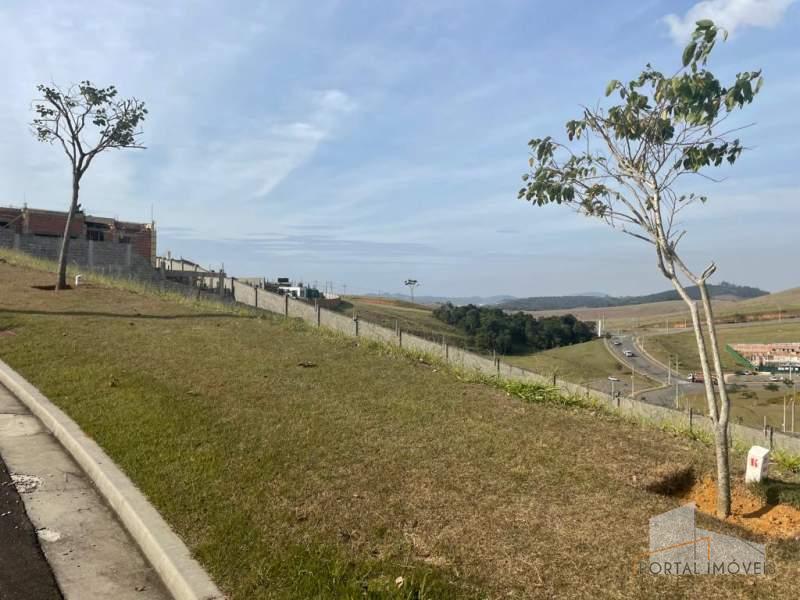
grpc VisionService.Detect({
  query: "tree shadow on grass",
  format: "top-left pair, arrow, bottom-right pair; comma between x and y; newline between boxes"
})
0,308 -> 258,320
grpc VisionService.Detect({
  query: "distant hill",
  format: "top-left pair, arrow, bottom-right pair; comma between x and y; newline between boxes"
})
364,293 -> 515,306
498,282 -> 769,312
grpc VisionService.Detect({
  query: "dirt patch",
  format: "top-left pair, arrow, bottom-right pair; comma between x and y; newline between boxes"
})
681,476 -> 800,539
637,463 -> 695,495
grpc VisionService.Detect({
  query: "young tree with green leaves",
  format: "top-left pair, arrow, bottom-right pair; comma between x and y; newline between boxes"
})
518,20 -> 763,517
31,82 -> 147,290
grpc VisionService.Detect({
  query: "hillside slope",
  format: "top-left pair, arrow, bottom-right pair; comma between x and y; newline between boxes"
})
3,254 -> 798,598
500,282 -> 768,311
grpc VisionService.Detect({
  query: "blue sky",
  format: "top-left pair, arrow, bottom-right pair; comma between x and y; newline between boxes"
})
1,0 -> 798,297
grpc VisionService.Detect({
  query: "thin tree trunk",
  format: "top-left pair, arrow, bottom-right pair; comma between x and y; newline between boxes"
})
56,174 -> 80,290
664,263 -> 732,518
697,279 -> 732,517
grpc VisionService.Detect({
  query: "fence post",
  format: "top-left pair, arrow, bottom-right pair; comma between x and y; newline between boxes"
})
399,329 -> 403,348
689,407 -> 693,432
354,315 -> 359,337
769,426 -> 774,450
254,286 -> 258,307
496,358 -> 500,376
284,294 -> 289,317
317,304 -> 321,327
445,343 -> 449,361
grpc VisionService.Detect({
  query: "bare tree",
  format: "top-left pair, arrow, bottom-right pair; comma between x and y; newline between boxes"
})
519,20 -> 763,517
31,82 -> 147,289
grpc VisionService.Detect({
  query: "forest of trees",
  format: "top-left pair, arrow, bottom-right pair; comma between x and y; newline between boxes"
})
432,303 -> 595,354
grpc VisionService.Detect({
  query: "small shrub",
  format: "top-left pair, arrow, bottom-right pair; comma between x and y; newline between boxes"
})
749,479 -> 800,510
771,449 -> 800,473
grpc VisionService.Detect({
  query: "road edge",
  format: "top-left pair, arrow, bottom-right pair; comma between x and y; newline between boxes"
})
0,358 -> 224,600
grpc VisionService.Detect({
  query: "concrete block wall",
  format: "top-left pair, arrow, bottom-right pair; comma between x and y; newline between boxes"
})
359,320 -> 398,345
0,231 -> 154,278
288,299 -> 316,322
319,307 -> 358,335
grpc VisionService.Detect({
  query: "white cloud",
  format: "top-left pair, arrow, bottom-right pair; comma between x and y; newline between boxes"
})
0,0 -> 356,237
664,0 -> 795,42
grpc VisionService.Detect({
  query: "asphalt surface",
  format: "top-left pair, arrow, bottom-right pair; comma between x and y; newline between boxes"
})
0,455 -> 62,600
602,334 -> 704,407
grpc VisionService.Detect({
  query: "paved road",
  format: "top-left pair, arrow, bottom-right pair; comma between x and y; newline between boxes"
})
0,385 -> 169,600
605,334 -> 705,408
0,454 -> 62,600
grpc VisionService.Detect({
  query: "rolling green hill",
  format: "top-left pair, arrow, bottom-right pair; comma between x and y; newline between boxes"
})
499,282 -> 768,311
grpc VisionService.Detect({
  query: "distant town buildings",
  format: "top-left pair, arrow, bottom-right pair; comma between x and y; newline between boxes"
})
728,343 -> 800,372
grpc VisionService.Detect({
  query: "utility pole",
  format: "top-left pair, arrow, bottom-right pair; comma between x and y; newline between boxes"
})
667,355 -> 672,385
404,279 -> 419,303
784,396 -> 787,432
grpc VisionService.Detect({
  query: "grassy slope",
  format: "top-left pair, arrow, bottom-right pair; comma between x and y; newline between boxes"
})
336,296 -> 468,346
1,256 -> 799,598
525,287 -> 800,332
680,384 -> 798,432
505,339 -> 656,390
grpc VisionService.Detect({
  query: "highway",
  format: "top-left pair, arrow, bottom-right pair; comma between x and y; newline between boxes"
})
604,334 -> 705,408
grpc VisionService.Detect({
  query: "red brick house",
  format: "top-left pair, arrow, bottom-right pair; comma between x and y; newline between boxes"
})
0,205 -> 155,264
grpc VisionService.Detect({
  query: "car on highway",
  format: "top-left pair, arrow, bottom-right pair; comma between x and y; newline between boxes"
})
769,375 -> 781,382
623,350 -> 635,357
611,340 -> 622,346
607,376 -> 620,382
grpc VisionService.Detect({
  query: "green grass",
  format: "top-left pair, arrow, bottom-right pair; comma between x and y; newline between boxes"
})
336,296 -> 468,347
3,252 -> 800,598
678,385 -> 798,432
504,339 -> 657,389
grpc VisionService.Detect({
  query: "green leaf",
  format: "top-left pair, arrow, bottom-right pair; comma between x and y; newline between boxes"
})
696,19 -> 714,28
604,79 -> 619,97
682,42 -> 697,67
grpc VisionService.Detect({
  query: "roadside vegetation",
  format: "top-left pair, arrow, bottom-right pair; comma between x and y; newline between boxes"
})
432,303 -> 594,354
504,338 -> 656,390
4,253 -> 800,598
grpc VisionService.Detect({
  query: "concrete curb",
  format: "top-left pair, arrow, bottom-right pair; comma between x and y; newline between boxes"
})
0,359 -> 224,600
